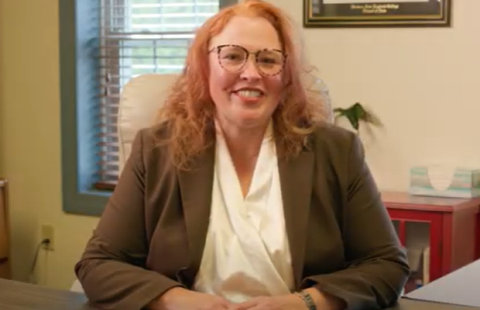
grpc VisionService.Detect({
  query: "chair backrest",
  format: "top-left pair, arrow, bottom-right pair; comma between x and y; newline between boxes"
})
314,77 -> 334,123
116,74 -> 334,172
117,73 -> 179,172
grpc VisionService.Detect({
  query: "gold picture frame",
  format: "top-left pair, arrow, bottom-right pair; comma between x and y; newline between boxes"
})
303,0 -> 452,28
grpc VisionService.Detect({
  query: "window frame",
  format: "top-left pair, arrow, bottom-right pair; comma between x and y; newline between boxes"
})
60,0 -> 237,216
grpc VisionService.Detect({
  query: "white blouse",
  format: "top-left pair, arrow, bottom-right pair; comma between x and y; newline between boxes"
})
193,122 -> 294,303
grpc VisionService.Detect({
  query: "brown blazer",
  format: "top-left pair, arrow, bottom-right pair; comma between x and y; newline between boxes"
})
75,123 -> 410,310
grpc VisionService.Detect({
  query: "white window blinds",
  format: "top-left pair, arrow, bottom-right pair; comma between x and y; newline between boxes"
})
95,0 -> 219,190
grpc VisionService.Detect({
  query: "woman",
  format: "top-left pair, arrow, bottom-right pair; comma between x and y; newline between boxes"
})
74,1 -> 410,310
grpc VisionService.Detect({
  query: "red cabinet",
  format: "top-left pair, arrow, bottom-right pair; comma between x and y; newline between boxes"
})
381,191 -> 480,291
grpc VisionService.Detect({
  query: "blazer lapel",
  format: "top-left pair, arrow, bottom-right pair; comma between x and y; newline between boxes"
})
278,146 -> 314,290
177,143 -> 215,286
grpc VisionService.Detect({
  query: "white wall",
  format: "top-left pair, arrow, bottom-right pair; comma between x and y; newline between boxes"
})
269,0 -> 480,191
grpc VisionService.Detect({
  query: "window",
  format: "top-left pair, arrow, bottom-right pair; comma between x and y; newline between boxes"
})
60,0 -> 236,216
97,0 -> 222,190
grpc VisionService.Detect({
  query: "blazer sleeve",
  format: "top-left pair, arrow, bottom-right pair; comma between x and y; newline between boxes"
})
74,129 -> 182,310
303,133 -> 410,310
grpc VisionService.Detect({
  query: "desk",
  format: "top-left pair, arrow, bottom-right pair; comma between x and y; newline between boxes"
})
0,279 -> 94,310
406,258 -> 480,308
0,279 -> 478,310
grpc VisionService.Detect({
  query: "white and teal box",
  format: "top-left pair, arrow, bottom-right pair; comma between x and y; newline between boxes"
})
409,166 -> 480,198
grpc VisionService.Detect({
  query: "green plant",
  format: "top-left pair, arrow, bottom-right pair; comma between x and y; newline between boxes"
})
333,102 -> 383,134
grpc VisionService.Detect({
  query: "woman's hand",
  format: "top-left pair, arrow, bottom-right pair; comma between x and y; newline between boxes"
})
228,294 -> 307,310
150,287 -> 233,310
227,289 -> 346,310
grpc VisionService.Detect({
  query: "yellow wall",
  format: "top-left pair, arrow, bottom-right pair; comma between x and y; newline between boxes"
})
0,0 -> 4,169
0,0 -> 479,290
0,0 -> 98,289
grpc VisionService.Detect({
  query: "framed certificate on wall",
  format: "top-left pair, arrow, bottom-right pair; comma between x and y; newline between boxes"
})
303,0 -> 452,27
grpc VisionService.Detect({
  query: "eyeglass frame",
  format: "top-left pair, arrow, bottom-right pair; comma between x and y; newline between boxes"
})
208,44 -> 288,77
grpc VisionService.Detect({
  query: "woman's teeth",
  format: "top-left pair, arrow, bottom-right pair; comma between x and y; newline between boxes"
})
237,90 -> 262,97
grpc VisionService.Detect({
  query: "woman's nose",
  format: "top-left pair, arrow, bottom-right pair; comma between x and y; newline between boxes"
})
240,57 -> 262,80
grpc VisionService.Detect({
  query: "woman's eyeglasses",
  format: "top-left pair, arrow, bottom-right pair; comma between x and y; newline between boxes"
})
209,44 -> 287,76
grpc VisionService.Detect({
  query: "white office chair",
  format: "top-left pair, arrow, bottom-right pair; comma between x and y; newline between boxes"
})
70,73 -> 333,293
116,74 -> 333,169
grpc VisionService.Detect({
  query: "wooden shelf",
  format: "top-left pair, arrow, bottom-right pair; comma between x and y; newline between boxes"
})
0,179 -> 11,279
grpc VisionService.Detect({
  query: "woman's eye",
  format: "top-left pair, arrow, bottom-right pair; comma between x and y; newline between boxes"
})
223,54 -> 242,60
260,57 -> 276,64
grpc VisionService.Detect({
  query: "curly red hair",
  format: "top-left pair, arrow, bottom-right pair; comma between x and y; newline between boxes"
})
154,0 -> 328,169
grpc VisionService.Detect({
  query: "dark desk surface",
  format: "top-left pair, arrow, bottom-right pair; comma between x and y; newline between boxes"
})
0,278 -> 478,310
0,279 -> 93,310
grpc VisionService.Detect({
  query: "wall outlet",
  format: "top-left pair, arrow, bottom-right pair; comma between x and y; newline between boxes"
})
40,224 -> 55,251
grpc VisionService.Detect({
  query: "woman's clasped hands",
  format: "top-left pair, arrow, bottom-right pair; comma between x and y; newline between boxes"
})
153,287 -> 308,310
228,294 -> 308,310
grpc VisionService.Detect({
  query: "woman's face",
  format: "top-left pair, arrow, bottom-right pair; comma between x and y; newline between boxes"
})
208,15 -> 284,132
